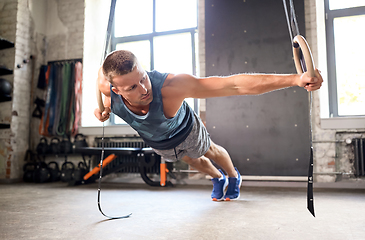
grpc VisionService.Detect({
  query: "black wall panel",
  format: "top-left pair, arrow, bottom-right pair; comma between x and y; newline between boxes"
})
205,0 -> 310,176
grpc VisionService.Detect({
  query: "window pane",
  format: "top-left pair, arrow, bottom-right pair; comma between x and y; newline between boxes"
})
156,0 -> 197,32
329,0 -> 365,10
116,40 -> 151,71
153,33 -> 193,74
334,15 -> 365,116
114,0 -> 153,37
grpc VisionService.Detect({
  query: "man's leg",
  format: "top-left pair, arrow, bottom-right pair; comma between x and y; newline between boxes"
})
203,141 -> 241,201
182,154 -> 228,201
181,155 -> 221,178
204,141 -> 238,178
181,140 -> 237,179
182,141 -> 241,201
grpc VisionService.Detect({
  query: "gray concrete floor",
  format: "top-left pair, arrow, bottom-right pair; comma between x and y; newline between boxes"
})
1,182 -> 365,240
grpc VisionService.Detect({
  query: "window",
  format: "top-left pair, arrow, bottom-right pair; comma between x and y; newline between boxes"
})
111,0 -> 198,125
81,0 -> 198,129
325,1 -> 365,117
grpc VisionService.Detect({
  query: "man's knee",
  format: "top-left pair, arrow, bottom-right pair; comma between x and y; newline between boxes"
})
205,141 -> 221,159
182,155 -> 209,166
182,156 -> 195,165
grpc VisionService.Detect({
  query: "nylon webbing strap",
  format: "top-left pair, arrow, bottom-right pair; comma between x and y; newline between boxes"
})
102,0 -> 116,63
39,62 -> 79,137
40,65 -> 53,135
50,64 -> 63,135
56,63 -> 71,136
97,0 -> 132,220
282,0 -> 315,217
283,0 -> 300,43
67,62 -> 76,134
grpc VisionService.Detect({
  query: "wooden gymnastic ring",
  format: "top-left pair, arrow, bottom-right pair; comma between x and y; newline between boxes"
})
292,35 -> 315,77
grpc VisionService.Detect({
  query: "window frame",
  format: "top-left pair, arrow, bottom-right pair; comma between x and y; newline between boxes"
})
109,0 -> 199,125
324,1 -> 365,117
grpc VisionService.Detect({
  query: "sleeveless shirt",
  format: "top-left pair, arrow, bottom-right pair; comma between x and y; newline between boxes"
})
110,70 -> 195,150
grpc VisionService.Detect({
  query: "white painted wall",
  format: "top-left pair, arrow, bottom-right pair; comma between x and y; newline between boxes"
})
305,0 -> 365,182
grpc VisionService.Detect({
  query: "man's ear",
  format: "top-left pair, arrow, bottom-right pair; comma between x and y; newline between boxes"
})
111,86 -> 119,95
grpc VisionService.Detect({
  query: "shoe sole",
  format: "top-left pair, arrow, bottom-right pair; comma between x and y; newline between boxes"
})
224,175 -> 243,201
212,179 -> 229,201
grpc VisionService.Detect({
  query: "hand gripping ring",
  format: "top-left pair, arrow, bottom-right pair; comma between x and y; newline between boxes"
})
292,35 -> 315,78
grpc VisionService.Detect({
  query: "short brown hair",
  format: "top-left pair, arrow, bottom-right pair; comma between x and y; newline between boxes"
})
102,50 -> 137,84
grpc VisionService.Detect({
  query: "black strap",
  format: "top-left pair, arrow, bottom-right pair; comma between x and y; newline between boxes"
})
102,0 -> 116,62
283,0 -> 300,43
97,0 -> 132,220
282,0 -> 315,217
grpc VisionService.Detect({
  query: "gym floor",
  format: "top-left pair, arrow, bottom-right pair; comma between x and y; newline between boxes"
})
1,181 -> 365,240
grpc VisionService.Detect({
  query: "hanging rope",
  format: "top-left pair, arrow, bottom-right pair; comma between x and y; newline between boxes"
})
282,0 -> 315,217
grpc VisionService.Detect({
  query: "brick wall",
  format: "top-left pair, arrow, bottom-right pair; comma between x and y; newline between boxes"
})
0,0 -> 85,181
47,0 -> 84,61
0,0 -> 18,181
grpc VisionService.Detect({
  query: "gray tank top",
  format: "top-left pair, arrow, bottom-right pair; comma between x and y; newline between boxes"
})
110,70 -> 195,150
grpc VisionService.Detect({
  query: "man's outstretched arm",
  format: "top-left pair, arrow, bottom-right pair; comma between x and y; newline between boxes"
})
162,70 -> 323,100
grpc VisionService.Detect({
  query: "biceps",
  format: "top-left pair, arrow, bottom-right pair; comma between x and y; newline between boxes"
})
190,77 -> 239,98
103,96 -> 111,108
98,77 -> 111,97
164,74 -> 237,99
97,67 -> 111,96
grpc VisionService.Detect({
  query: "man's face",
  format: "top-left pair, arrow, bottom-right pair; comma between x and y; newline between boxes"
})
111,63 -> 153,107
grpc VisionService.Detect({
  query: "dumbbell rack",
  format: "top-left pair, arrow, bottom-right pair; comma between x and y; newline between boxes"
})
0,37 -> 14,129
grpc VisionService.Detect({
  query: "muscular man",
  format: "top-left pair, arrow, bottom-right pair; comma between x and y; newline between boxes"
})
94,50 -> 323,201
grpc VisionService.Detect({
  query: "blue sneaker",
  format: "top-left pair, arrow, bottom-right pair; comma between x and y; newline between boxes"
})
224,167 -> 242,201
211,169 -> 228,201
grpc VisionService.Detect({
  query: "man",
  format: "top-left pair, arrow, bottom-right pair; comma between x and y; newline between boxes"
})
95,50 -> 323,201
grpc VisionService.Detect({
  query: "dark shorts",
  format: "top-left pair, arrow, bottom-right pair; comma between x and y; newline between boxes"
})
152,113 -> 211,162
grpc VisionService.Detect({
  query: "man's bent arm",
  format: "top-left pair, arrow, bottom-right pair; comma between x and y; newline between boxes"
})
95,67 -> 112,122
97,67 -> 111,97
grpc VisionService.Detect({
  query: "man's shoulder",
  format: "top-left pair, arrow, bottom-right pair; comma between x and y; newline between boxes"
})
148,70 -> 170,89
147,70 -> 169,79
